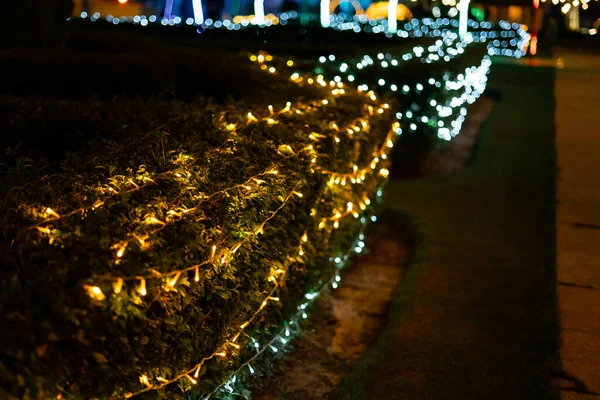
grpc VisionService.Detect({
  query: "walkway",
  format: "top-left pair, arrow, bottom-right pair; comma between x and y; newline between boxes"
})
334,63 -> 560,399
554,49 -> 600,399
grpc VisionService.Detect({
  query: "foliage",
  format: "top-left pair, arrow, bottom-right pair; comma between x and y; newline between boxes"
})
299,39 -> 490,174
0,53 -> 396,399
0,18 -> 496,398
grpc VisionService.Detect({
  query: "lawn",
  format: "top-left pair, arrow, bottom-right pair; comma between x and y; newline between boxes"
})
334,63 -> 560,400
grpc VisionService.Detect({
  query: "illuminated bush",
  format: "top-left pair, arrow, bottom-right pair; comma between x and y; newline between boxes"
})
0,14 -> 528,397
0,53 -> 397,399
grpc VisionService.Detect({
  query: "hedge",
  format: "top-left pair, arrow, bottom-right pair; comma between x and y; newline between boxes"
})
303,34 -> 492,173
0,52 -> 397,399
0,14 -> 519,398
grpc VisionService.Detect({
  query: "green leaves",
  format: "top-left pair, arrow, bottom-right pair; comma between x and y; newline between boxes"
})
0,56 -> 397,400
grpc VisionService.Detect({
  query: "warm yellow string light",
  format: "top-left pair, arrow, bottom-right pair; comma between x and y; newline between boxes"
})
90,51 -> 397,400
115,229 -> 311,400
94,186 -> 301,294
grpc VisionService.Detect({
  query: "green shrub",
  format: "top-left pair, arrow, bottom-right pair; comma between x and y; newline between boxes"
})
309,40 -> 490,174
0,53 -> 397,399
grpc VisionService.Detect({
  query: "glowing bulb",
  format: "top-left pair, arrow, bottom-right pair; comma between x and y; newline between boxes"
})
113,278 -> 123,294
86,285 -> 106,301
139,374 -> 151,387
169,272 -> 181,288
46,207 -> 59,217
138,279 -> 147,296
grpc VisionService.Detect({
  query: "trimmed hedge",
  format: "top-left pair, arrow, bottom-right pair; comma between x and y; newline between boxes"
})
0,18 -> 503,399
0,52 -> 397,399
307,38 -> 491,173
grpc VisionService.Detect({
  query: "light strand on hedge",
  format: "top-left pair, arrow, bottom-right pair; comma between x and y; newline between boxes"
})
27,159 -> 275,233
105,167 -> 281,262
118,227 -> 309,399
203,196 -> 379,399
85,84 -> 391,287
122,185 -> 381,400
93,184 -> 299,290
24,49 -> 396,400
107,52 -> 397,400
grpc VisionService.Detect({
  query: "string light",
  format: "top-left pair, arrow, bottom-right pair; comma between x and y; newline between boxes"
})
22,168 -> 291,306
202,207 -> 378,400
85,285 -> 106,301
72,11 -> 530,59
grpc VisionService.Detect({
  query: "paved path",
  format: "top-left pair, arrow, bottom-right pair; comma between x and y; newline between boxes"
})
554,49 -> 600,399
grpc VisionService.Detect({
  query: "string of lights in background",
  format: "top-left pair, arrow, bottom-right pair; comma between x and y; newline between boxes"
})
541,0 -> 598,12
76,0 -> 600,45
78,6 -> 523,41
74,10 -> 529,63
307,34 -> 494,141
86,0 -> 598,27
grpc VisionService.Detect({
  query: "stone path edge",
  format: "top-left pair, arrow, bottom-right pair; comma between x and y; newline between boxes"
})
328,207 -> 431,400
